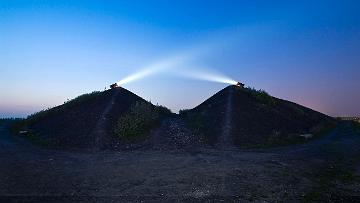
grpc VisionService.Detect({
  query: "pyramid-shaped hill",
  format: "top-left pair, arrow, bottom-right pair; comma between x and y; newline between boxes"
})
181,85 -> 335,147
26,87 -> 149,149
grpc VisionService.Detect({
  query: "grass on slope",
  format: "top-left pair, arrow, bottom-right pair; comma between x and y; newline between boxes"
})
27,91 -> 103,124
245,87 -> 276,106
9,91 -> 104,146
114,101 -> 172,140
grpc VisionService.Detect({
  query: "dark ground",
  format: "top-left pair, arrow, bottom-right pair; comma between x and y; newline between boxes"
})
1,120 -> 360,202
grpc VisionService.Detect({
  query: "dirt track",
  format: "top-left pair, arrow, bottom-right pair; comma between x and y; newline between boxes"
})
91,90 -> 120,151
220,86 -> 234,148
1,121 -> 360,202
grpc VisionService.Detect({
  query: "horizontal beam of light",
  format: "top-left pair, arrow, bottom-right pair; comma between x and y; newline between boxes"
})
169,67 -> 238,85
116,54 -> 189,86
115,28 -> 245,86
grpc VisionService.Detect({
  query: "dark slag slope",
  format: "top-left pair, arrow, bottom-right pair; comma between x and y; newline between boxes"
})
29,87 -> 147,149
182,85 -> 334,146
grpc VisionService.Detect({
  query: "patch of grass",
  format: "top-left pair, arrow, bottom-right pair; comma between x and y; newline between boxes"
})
245,87 -> 276,106
27,91 -> 103,124
303,157 -> 359,202
281,168 -> 291,177
179,109 -> 208,143
248,122 -> 338,149
267,133 -> 304,147
1,117 -> 23,122
7,118 -> 49,147
9,119 -> 27,135
311,121 -> 338,137
178,109 -> 190,115
6,91 -> 105,147
155,104 -> 173,116
302,131 -> 360,202
0,118 -> 18,126
338,169 -> 358,183
351,121 -> 360,133
243,133 -> 305,149
114,101 -> 171,139
179,110 -> 203,134
23,132 -> 49,147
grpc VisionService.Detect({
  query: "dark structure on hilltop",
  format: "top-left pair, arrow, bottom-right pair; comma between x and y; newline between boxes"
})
110,83 -> 118,89
236,82 -> 245,88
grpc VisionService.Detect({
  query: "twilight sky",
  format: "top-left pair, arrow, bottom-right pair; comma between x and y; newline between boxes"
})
1,0 -> 360,118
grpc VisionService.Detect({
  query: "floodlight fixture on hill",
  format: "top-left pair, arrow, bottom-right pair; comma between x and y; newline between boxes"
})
110,83 -> 118,89
236,82 -> 245,88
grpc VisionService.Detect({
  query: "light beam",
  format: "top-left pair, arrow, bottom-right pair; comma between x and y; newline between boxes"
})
116,54 -> 189,86
169,67 -> 237,85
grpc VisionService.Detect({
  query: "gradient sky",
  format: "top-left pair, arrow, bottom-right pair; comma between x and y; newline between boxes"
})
1,0 -> 360,118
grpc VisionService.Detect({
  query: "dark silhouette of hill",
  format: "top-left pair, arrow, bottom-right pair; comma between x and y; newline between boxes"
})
21,85 -> 335,150
27,87 -> 147,149
181,85 -> 335,147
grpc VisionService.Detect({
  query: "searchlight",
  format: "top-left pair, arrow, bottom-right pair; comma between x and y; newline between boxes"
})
236,82 -> 245,88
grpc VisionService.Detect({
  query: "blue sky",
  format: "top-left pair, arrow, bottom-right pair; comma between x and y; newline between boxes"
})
1,0 -> 360,117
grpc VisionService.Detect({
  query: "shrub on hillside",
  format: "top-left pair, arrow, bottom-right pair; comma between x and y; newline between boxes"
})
155,104 -> 173,116
114,101 -> 170,139
179,109 -> 190,115
179,109 -> 208,142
